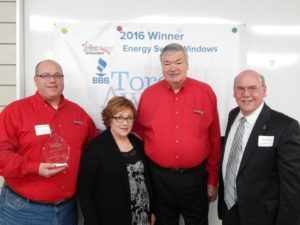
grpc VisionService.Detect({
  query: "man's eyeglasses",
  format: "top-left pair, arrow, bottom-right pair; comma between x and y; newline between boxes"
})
35,73 -> 64,80
112,116 -> 134,123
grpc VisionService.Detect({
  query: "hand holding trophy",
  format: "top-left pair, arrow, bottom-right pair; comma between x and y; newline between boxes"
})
42,131 -> 70,167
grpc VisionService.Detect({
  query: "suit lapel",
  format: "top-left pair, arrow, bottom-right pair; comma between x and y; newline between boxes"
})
237,104 -> 271,175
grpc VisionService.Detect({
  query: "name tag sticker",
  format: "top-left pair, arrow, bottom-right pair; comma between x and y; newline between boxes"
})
35,124 -> 51,136
258,135 -> 274,147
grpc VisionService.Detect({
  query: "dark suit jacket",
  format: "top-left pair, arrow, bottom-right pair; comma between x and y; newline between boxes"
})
218,104 -> 300,225
78,130 -> 153,225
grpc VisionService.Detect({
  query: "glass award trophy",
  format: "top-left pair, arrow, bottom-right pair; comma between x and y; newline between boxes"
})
42,132 -> 70,166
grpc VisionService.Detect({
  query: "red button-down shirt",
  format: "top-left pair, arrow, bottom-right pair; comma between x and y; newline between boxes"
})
134,78 -> 221,185
0,92 -> 99,202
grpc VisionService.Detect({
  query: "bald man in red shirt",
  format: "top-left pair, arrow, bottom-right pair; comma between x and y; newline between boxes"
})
0,59 -> 99,225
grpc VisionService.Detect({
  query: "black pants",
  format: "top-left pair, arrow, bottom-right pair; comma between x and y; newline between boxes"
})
149,160 -> 208,225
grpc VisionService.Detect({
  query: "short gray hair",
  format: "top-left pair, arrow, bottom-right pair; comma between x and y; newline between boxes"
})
160,43 -> 188,63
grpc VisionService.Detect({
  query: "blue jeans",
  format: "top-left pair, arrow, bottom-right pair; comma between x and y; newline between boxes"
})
0,185 -> 78,225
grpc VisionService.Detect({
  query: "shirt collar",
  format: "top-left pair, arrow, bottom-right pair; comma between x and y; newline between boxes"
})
237,102 -> 264,126
162,78 -> 190,93
34,91 -> 66,109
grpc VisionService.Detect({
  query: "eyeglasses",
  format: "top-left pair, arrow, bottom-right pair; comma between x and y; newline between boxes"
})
112,116 -> 134,123
35,73 -> 64,80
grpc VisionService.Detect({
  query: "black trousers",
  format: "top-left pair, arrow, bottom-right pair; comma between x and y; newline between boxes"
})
149,160 -> 208,225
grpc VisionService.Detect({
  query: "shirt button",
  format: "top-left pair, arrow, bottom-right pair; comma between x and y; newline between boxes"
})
176,125 -> 179,129
175,140 -> 179,143
175,155 -> 179,159
175,111 -> 179,114
175,97 -> 179,100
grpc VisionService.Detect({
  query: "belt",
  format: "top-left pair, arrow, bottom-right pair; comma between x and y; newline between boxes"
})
149,160 -> 204,175
4,184 -> 73,206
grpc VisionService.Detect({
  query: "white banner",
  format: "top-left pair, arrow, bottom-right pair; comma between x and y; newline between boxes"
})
54,23 -> 244,132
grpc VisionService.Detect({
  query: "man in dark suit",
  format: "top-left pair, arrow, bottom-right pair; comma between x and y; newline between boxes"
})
218,69 -> 300,225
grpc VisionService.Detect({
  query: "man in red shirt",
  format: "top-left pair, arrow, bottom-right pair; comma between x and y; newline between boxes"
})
134,43 -> 221,225
0,59 -> 99,225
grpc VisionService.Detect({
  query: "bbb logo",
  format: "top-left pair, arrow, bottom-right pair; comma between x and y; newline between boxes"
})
93,58 -> 110,84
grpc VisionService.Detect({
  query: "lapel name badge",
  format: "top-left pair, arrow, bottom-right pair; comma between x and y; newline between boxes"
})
258,135 -> 274,147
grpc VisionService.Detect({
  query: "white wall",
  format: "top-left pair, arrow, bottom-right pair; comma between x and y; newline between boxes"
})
21,0 -> 300,224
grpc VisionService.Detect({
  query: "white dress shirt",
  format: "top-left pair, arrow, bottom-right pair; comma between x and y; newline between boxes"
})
222,103 -> 264,180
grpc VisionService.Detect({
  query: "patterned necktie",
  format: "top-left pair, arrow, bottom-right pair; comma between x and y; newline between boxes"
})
224,117 -> 246,210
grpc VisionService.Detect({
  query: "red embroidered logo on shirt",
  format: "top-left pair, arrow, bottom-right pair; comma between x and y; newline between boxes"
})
192,109 -> 205,115
73,120 -> 83,125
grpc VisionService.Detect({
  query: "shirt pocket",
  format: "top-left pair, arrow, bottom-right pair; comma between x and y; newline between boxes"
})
185,110 -> 210,137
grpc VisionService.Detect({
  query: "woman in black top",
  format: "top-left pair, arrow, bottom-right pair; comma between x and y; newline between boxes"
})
78,96 -> 155,225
